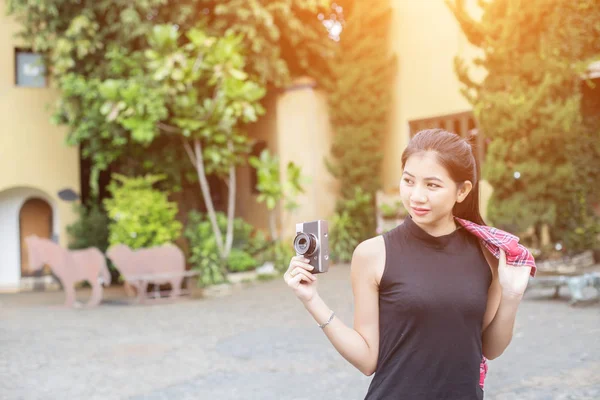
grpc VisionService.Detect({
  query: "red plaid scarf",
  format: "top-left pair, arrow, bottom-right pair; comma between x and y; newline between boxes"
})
455,217 -> 537,277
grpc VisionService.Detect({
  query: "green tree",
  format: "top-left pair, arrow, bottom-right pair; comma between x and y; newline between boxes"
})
199,0 -> 335,87
104,174 -> 182,249
97,24 -> 266,260
324,0 -> 396,261
6,0 -> 335,261
448,0 -> 600,253
6,0 -> 334,188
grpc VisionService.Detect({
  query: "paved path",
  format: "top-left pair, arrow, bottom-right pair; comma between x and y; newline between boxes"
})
1,264 -> 599,400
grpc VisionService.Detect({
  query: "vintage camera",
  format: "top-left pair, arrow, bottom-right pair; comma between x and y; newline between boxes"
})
293,220 -> 330,274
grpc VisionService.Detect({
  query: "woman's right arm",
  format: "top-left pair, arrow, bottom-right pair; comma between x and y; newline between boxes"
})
285,237 -> 384,376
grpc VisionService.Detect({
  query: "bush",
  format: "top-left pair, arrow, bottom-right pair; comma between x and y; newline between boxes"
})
266,240 -> 295,273
66,202 -> 116,282
227,249 -> 259,272
67,202 -> 110,252
329,211 -> 357,263
184,212 -> 226,287
246,230 -> 294,273
245,229 -> 270,265
185,210 -> 296,285
329,187 -> 373,263
104,174 -> 182,249
185,211 -> 261,286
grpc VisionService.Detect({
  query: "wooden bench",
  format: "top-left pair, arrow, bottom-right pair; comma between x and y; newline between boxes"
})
526,250 -> 600,305
125,270 -> 201,302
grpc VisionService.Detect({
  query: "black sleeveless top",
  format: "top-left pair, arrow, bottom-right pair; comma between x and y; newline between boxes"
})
364,216 -> 492,400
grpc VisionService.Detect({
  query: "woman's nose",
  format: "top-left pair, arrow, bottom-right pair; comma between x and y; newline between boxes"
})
411,187 -> 427,203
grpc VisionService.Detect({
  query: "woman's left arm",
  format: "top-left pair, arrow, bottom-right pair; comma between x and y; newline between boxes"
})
482,249 -> 532,360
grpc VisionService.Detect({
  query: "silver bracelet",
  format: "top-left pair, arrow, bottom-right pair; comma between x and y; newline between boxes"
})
318,311 -> 335,329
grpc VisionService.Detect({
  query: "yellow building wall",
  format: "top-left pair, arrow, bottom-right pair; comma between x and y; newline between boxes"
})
0,0 -> 80,290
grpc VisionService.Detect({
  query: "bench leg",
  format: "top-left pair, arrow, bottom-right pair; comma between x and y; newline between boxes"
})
567,276 -> 586,306
136,281 -> 148,303
170,277 -> 183,298
552,285 -> 561,299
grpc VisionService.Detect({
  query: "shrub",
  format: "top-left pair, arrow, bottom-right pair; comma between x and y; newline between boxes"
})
67,202 -> 110,253
185,211 -> 261,286
104,174 -> 182,249
329,187 -> 373,263
227,249 -> 259,273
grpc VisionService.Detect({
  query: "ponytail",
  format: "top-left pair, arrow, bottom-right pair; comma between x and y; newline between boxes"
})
453,131 -> 486,225
453,180 -> 486,225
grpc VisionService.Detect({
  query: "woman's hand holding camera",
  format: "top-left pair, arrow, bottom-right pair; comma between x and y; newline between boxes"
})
284,255 -> 318,303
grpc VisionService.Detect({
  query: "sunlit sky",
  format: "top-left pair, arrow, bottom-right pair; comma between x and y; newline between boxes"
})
319,3 -> 344,42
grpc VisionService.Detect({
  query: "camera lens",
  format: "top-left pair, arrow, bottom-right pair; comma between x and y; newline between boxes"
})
293,232 -> 318,256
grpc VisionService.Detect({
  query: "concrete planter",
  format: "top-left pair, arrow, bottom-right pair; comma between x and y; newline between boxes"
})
188,265 -> 279,299
227,270 -> 258,284
187,278 -> 233,299
188,271 -> 257,299
199,283 -> 234,298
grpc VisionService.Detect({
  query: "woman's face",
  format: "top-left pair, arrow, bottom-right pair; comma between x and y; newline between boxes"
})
400,151 -> 471,225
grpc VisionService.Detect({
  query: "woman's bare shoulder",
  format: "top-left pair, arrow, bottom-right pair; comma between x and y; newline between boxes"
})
354,235 -> 385,257
352,235 -> 386,284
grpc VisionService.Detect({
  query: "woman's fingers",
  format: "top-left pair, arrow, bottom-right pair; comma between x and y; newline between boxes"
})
287,273 -> 304,288
284,258 -> 312,277
290,267 -> 316,282
284,256 -> 315,284
499,249 -> 506,265
291,259 -> 314,272
285,267 -> 316,287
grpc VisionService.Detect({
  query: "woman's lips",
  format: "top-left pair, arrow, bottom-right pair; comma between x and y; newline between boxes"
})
411,207 -> 430,216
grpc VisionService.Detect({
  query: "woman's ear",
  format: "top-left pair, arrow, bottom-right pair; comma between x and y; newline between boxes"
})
456,181 -> 473,203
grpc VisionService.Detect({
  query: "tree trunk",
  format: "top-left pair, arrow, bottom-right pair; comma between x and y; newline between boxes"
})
269,210 -> 278,241
183,138 -> 225,256
223,140 -> 236,258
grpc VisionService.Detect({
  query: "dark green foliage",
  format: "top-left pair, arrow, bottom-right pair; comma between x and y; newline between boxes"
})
6,0 -> 335,190
448,0 -> 600,253
184,211 -> 266,285
325,0 -> 396,261
66,203 -> 110,253
329,187 -> 373,262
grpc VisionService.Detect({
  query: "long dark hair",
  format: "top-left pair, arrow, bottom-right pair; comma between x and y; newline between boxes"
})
401,129 -> 486,225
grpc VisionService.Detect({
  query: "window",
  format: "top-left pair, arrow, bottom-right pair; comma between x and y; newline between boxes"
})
581,77 -> 600,121
408,111 -> 474,138
408,111 -> 487,166
15,49 -> 47,87
250,140 -> 267,194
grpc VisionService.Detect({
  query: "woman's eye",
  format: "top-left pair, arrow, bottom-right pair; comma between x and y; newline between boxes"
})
403,178 -> 413,184
428,183 -> 440,188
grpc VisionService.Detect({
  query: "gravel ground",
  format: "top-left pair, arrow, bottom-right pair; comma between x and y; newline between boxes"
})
1,264 -> 599,400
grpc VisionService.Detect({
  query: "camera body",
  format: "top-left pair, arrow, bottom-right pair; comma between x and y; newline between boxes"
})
293,220 -> 330,274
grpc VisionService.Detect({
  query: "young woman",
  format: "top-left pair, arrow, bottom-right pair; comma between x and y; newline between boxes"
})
283,129 -> 533,399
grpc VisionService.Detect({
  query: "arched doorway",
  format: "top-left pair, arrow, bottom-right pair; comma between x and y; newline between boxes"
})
20,198 -> 53,276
